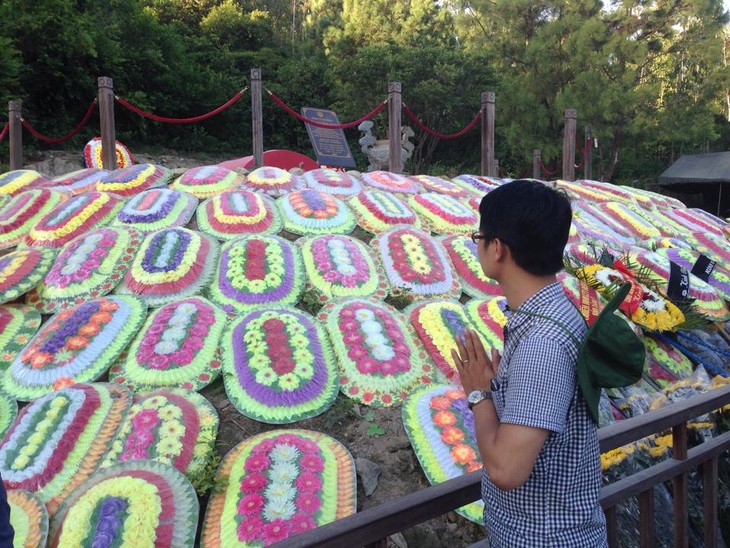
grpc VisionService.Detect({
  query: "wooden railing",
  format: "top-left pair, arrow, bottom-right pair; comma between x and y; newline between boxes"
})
272,383 -> 730,548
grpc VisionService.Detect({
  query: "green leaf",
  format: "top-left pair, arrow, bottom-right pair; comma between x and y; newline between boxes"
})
366,423 -> 385,437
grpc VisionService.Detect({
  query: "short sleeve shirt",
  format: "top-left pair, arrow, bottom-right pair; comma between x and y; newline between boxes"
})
481,283 -> 608,547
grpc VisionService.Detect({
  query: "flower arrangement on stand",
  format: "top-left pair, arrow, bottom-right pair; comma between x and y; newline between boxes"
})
0,247 -> 56,304
113,188 -> 198,234
3,295 -> 147,401
242,166 -> 305,197
371,226 -> 461,302
348,190 -> 421,234
7,490 -> 48,548
102,388 -> 219,492
402,385 -> 484,523
277,189 -> 357,236
96,163 -> 173,197
0,189 -> 67,250
320,298 -> 436,407
407,193 -> 478,236
441,235 -> 501,299
48,460 -> 199,547
22,191 -> 124,248
117,227 -> 219,307
644,334 -> 694,387
0,305 -> 41,371
201,429 -> 356,547
298,235 -> 388,303
301,168 -> 363,198
84,137 -> 134,169
222,308 -> 339,424
196,189 -> 282,240
0,383 -> 132,515
171,165 -> 243,198
27,226 -> 142,313
109,297 -> 227,392
207,235 -> 304,313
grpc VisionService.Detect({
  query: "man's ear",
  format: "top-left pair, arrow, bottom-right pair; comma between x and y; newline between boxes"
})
493,238 -> 510,263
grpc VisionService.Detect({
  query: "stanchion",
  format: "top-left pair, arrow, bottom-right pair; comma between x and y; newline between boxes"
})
98,77 -> 116,171
533,149 -> 541,180
584,125 -> 593,180
9,101 -> 22,170
481,92 -> 495,177
388,82 -> 402,173
251,68 -> 264,169
562,108 -> 577,182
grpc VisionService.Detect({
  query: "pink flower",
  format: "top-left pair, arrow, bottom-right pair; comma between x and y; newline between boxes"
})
262,519 -> 291,545
251,439 -> 276,454
172,348 -> 194,365
134,430 -> 155,448
295,472 -> 322,493
297,440 -> 320,456
274,433 -> 300,446
295,493 -> 322,514
357,358 -> 378,375
187,337 -> 204,351
379,360 -> 398,376
300,455 -> 324,473
237,515 -> 264,542
237,493 -> 265,516
131,409 -> 160,428
244,454 -> 270,473
323,271 -> 338,283
290,512 -> 317,534
240,472 -> 267,494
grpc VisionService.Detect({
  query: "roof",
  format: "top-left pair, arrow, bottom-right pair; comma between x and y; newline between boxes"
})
659,152 -> 730,187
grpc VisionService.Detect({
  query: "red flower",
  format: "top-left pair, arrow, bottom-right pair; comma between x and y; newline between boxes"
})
237,515 -> 264,542
290,512 -> 317,534
244,454 -> 270,474
237,493 -> 265,516
295,493 -> 322,514
300,455 -> 324,473
262,519 -> 291,544
295,472 -> 322,493
240,472 -> 267,494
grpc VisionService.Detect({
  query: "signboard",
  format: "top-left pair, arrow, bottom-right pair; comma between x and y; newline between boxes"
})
300,107 -> 357,169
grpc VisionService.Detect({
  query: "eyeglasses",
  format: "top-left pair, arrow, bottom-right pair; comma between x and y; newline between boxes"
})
471,232 -> 486,245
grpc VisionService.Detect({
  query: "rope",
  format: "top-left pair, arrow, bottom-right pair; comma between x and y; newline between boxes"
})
574,134 -> 585,169
115,88 -> 246,124
402,104 -> 481,139
21,100 -> 97,144
539,159 -> 557,176
266,89 -> 387,129
0,122 -> 8,142
654,332 -> 728,378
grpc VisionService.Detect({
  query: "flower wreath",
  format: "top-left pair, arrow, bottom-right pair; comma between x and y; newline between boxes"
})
7,490 -> 48,548
0,305 -> 42,371
46,168 -> 108,196
277,189 -> 357,236
0,170 -> 49,197
196,189 -> 283,240
97,163 -> 172,197
0,189 -> 67,250
348,190 -> 421,234
243,166 -> 305,197
0,247 -> 56,305
113,188 -> 199,234
171,165 -> 243,198
301,168 -> 363,197
407,193 -> 478,236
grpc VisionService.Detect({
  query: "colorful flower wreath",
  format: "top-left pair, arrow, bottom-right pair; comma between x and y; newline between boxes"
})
571,202 -> 637,247
46,168 -> 108,196
624,186 -> 682,210
574,180 -> 639,206
222,307 -> 339,424
644,335 -> 693,388
451,174 -> 500,196
463,297 -> 507,353
0,383 -> 132,515
0,247 -> 56,304
171,165 -> 243,198
408,175 -> 472,198
102,388 -> 219,491
196,189 -> 283,240
319,298 -> 436,407
407,193 -> 478,236
113,188 -> 198,234
372,226 -> 461,302
3,295 -> 147,401
301,168 -> 363,197
407,299 -> 490,382
595,202 -> 662,240
97,163 -> 172,197
348,190 -> 421,234
27,226 -> 142,313
22,191 -> 125,248
0,189 -> 67,250
298,234 -> 389,303
557,271 -> 605,326
627,249 -> 730,322
360,170 -> 422,195
277,189 -> 357,236
117,227 -> 220,307
441,235 -> 501,299
49,460 -> 199,547
243,166 -> 305,197
656,247 -> 730,302
201,429 -> 356,546
0,305 -> 42,371
109,296 -> 227,392
0,388 -> 17,441
402,385 -> 483,523
0,170 -> 49,197
207,235 -> 305,313
555,180 -> 615,203
688,231 -> 730,267
83,137 -> 135,169
664,207 -> 726,238
7,490 -> 48,548
623,203 -> 681,238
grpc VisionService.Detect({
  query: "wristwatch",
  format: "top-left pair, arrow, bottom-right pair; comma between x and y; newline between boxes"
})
467,389 -> 492,410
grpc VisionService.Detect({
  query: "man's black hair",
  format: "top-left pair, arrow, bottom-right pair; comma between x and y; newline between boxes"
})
478,179 -> 572,276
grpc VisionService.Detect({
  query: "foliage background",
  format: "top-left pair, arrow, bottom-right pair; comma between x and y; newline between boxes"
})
1,0 -> 729,184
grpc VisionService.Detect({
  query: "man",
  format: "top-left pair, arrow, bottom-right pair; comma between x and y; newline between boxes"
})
452,179 -> 608,547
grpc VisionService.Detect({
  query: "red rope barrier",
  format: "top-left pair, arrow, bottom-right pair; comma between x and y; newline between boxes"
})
402,104 -> 481,139
267,90 -> 387,129
21,101 -> 97,144
539,159 -> 557,176
115,89 -> 246,124
0,122 -> 8,142
573,134 -> 585,169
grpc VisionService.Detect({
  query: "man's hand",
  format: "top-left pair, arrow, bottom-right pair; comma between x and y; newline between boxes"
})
451,329 -> 500,394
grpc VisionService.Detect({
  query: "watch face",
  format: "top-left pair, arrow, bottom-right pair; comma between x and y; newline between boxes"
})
467,390 -> 483,404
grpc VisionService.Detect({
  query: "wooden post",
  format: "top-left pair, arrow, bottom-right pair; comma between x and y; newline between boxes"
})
702,458 -> 718,548
97,77 -> 117,171
533,150 -> 541,180
251,68 -> 264,169
562,108 -> 577,182
584,125 -> 593,180
481,91 -> 495,177
494,159 -> 500,177
388,82 -> 402,173
673,423 -> 689,548
8,101 -> 22,170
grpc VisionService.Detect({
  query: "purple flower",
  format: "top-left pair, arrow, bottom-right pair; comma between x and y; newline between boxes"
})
90,497 -> 127,548
40,301 -> 100,354
140,229 -> 191,273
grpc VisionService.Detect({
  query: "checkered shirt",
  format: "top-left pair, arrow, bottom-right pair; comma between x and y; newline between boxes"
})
481,283 -> 608,547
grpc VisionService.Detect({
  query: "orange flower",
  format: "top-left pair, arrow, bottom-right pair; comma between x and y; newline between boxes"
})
56,310 -> 74,321
65,336 -> 89,351
429,396 -> 452,411
451,443 -> 477,465
444,388 -> 464,401
466,461 -> 483,473
53,377 -> 74,390
29,352 -> 52,369
90,312 -> 112,325
441,426 -> 465,445
99,300 -> 119,312
433,410 -> 457,427
78,324 -> 100,337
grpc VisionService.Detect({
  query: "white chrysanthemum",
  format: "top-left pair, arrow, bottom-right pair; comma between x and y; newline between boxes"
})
365,333 -> 387,348
154,340 -> 179,355
641,289 -> 667,312
161,327 -> 186,341
360,320 -> 382,336
262,496 -> 297,522
269,461 -> 299,484
269,443 -> 300,463
372,345 -> 395,361
355,308 -> 375,321
265,483 -> 297,501
594,268 -> 625,287
176,302 -> 197,315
